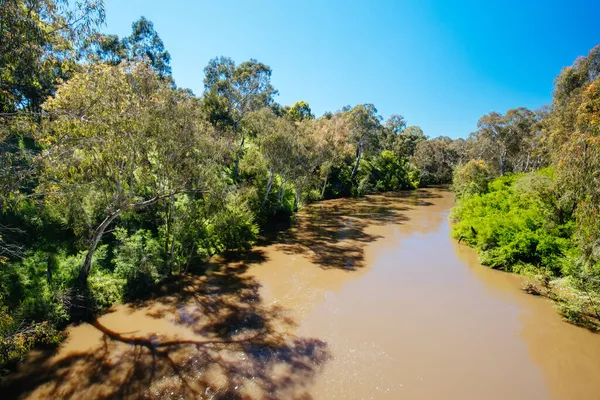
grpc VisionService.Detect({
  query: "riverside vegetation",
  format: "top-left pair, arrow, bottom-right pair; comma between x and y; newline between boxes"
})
0,0 -> 599,374
451,46 -> 600,330
0,0 -> 461,371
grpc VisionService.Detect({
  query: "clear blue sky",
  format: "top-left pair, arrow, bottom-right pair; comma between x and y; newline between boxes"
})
102,0 -> 598,139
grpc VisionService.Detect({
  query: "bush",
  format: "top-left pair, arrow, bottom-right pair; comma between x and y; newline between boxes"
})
113,228 -> 163,299
451,169 -> 574,274
352,152 -> 417,196
0,312 -> 64,373
372,150 -> 412,192
322,156 -> 354,199
214,195 -> 259,251
88,271 -> 125,312
452,160 -> 493,199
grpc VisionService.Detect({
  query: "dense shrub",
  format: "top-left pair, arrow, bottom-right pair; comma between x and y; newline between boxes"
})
0,308 -> 64,372
113,228 -> 163,300
324,151 -> 418,198
372,150 -> 413,192
452,160 -> 493,199
214,196 -> 259,251
451,169 -> 575,274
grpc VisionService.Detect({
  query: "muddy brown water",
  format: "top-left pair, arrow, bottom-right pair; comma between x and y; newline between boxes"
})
4,188 -> 600,399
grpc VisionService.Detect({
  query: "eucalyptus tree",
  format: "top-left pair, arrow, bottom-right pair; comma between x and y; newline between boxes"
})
1,0 -> 105,260
243,108 -> 297,206
203,57 -> 278,175
312,113 -> 351,197
289,119 -> 325,209
381,114 -> 406,152
288,100 -> 314,122
39,63 -> 223,285
549,45 -> 600,266
124,17 -> 171,77
84,17 -> 171,77
345,104 -> 382,180
0,0 -> 105,114
395,125 -> 426,158
468,108 -> 539,175
412,136 -> 460,185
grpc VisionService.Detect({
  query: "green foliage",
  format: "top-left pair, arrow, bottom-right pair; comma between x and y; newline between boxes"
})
113,228 -> 163,300
288,101 -> 314,121
88,271 -> 125,312
213,196 -> 259,251
0,312 -> 65,373
452,160 -> 493,199
452,169 -> 574,274
372,150 -> 413,192
412,136 -> 460,185
322,157 -> 354,199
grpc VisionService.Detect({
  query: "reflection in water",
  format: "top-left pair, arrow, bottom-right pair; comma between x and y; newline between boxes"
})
454,242 -> 600,400
4,188 -> 600,399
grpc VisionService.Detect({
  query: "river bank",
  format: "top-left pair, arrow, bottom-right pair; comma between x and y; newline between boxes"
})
3,188 -> 600,399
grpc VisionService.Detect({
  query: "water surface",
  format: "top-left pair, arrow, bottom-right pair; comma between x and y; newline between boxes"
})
5,188 -> 600,399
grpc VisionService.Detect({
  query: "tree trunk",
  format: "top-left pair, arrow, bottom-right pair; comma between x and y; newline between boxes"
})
524,152 -> 531,172
78,209 -> 122,285
77,193 -> 175,286
351,142 -> 363,180
321,173 -> 328,199
164,201 -> 172,267
168,195 -> 176,275
233,125 -> 245,177
169,195 -> 191,275
294,177 -> 305,211
498,143 -> 509,175
278,177 -> 287,205
263,168 -> 274,205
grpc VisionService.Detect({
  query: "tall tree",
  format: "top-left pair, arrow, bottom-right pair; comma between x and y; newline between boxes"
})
312,113 -> 351,198
549,45 -> 600,266
124,17 -> 171,77
83,16 -> 171,77
0,0 -> 105,113
39,63 -> 222,285
345,104 -> 382,180
0,0 -> 105,259
203,57 -> 278,175
288,100 -> 314,122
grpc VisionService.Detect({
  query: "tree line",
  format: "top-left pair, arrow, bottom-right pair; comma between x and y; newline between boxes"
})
2,0 -> 598,370
0,0 -> 467,368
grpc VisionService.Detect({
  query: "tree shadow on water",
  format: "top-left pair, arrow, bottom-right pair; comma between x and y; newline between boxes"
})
1,250 -> 330,399
271,192 -> 429,271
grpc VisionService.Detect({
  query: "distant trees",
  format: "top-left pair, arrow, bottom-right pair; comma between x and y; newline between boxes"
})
413,136 -> 461,185
468,108 -> 545,175
288,101 -> 314,122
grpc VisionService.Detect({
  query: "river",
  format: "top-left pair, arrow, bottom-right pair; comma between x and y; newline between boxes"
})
4,188 -> 600,399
